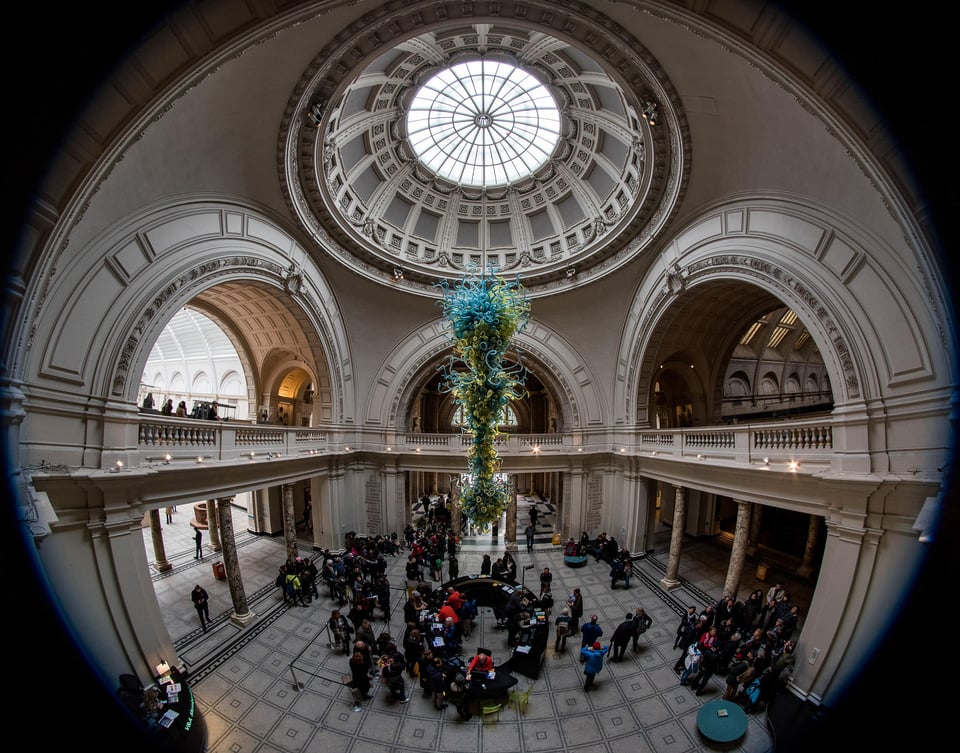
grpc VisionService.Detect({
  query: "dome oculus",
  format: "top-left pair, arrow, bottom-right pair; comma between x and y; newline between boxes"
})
406,60 -> 561,188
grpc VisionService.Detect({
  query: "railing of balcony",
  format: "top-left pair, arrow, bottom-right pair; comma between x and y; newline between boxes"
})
134,414 -> 835,468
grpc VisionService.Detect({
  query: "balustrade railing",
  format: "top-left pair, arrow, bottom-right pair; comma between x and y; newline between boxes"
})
134,415 -> 835,468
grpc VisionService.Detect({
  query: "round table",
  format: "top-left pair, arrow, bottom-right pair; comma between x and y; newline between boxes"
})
696,699 -> 748,743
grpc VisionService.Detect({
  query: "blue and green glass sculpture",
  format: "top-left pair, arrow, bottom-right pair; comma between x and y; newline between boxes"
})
437,264 -> 530,529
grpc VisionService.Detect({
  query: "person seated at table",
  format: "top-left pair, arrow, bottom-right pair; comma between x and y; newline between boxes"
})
465,648 -> 494,679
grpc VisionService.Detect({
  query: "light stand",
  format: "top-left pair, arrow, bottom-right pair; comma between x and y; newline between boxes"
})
521,564 -> 535,593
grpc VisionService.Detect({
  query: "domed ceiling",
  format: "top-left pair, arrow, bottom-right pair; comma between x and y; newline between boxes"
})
281,1 -> 689,298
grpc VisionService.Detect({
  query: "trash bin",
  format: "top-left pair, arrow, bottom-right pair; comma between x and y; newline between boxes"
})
551,532 -> 562,546
213,561 -> 226,580
755,563 -> 767,581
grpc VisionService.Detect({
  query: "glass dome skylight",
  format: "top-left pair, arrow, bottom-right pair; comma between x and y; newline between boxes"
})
406,59 -> 561,187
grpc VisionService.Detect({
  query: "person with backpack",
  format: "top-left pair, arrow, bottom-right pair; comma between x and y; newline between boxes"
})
679,643 -> 702,685
378,644 -> 410,703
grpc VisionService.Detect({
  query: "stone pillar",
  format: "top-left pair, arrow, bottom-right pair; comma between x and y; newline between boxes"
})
217,496 -> 256,626
660,486 -> 686,589
205,500 -> 222,552
282,483 -> 298,563
797,514 -> 820,577
149,509 -> 172,573
505,478 -> 518,552
723,499 -> 751,599
449,479 -> 461,537
747,502 -> 763,556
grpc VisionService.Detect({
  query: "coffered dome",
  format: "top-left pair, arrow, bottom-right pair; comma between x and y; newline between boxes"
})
282,3 -> 688,297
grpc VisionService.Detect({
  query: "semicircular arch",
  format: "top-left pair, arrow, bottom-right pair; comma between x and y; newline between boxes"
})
367,316 -> 606,432
616,195 -> 948,430
27,197 -> 354,425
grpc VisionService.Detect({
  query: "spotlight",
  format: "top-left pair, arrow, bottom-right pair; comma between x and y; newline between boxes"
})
641,100 -> 658,126
789,460 -> 799,472
566,267 -> 576,278
306,102 -> 323,128
762,457 -> 769,465
112,459 -> 124,472
163,454 -> 171,464
393,267 -> 404,280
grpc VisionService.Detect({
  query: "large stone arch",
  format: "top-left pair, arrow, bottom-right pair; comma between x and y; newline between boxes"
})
616,196 -> 952,471
17,198 -> 353,467
366,316 -> 606,432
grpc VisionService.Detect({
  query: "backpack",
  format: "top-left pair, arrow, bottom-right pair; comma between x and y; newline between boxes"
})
556,619 -> 570,636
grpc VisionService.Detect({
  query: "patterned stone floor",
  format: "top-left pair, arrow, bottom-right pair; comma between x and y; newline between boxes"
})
143,501 -> 816,753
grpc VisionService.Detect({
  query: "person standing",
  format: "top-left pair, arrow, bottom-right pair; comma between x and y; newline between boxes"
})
692,644 -> 721,696
165,506 -> 173,524
631,607 -> 653,653
480,554 -> 492,576
379,647 -> 410,704
568,587 -> 584,635
194,527 -> 203,559
610,612 -> 635,661
524,524 -> 535,553
425,655 -> 449,709
580,641 -> 609,691
580,614 -> 603,662
191,584 -> 210,632
347,649 -> 373,711
554,606 -> 572,652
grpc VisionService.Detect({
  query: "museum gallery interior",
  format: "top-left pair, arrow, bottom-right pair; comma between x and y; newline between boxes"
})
3,1 -> 956,751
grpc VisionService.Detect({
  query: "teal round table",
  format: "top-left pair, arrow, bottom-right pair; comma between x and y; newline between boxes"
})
696,699 -> 748,743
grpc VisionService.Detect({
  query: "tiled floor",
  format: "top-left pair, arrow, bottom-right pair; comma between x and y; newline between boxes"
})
143,500 -> 813,753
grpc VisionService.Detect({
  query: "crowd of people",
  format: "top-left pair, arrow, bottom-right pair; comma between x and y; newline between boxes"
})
281,511 -> 801,717
671,581 -> 799,711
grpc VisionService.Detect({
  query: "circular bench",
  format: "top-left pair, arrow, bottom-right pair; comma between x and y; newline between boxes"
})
563,554 -> 588,568
696,699 -> 748,743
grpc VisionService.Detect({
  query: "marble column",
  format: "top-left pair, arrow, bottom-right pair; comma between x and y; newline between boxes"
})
205,499 -> 222,552
747,502 -> 763,556
217,496 -> 256,626
505,480 -> 518,552
797,514 -> 820,577
723,499 -> 751,599
148,509 -> 172,572
449,480 -> 461,537
282,483 -> 298,564
660,486 -> 686,589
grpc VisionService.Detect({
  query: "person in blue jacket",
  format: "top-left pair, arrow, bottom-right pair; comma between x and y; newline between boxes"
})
580,641 -> 609,691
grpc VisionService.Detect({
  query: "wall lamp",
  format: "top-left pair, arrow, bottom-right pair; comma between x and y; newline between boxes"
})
641,100 -> 658,126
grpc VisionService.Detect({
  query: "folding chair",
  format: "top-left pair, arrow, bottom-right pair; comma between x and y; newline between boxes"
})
481,702 -> 502,724
509,682 -> 534,714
